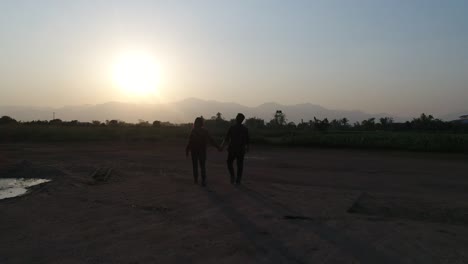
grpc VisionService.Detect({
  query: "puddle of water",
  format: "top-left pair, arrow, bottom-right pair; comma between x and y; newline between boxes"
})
0,178 -> 51,200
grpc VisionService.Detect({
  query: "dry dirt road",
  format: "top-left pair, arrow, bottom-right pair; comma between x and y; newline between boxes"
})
1,142 -> 468,264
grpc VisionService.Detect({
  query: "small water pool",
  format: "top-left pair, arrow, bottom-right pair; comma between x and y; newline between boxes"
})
0,178 -> 51,200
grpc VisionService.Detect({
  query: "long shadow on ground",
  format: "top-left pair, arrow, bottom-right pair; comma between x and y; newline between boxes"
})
202,186 -> 305,264
235,184 -> 401,264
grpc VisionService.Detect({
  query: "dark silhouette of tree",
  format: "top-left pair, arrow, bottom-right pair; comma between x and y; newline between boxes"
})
49,119 -> 63,125
275,110 -> 286,126
106,120 -> 120,126
0,116 -> 17,125
341,118 -> 349,128
361,118 -> 376,131
411,113 -> 445,130
152,120 -> 161,127
353,121 -> 361,129
160,121 -> 175,127
379,117 -> 394,130
25,120 -> 48,126
268,110 -> 286,127
296,121 -> 309,129
330,119 -> 341,130
329,118 -> 351,130
69,120 -> 79,126
287,122 -> 296,129
205,112 -> 230,129
137,119 -> 150,127
313,117 -> 330,132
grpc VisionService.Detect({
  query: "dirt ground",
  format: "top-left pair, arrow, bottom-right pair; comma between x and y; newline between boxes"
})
1,142 -> 468,264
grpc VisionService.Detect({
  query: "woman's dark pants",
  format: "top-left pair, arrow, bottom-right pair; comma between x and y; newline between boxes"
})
191,150 -> 207,185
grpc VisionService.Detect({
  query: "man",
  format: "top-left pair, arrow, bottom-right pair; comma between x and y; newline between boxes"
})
222,113 -> 250,185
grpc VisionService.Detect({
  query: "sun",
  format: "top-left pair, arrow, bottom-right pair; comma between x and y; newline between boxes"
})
112,52 -> 160,98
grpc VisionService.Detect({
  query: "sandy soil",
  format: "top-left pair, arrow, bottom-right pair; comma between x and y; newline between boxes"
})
1,142 -> 468,264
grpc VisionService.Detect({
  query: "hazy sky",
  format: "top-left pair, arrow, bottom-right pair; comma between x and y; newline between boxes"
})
1,0 -> 467,117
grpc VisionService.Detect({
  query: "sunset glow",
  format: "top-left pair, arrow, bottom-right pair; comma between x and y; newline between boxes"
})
112,52 -> 160,98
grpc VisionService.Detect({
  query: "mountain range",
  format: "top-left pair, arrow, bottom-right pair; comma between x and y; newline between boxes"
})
0,98 -> 464,124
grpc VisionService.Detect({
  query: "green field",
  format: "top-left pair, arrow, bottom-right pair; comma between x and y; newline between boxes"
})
1,125 -> 467,153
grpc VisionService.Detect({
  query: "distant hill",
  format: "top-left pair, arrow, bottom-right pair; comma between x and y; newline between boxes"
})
0,98 -> 403,124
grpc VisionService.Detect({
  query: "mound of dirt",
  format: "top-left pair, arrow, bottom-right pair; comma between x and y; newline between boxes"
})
0,160 -> 64,179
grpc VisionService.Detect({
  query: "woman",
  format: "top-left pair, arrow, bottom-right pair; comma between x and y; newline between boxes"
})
186,117 -> 221,186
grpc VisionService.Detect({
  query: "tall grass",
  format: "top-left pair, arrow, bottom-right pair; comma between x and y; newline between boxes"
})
274,132 -> 468,153
0,125 -> 186,142
1,125 -> 467,153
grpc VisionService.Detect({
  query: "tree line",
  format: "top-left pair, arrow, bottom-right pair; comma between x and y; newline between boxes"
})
1,111 -> 467,132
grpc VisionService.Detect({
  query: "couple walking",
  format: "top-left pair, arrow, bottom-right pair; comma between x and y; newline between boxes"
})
185,113 -> 249,187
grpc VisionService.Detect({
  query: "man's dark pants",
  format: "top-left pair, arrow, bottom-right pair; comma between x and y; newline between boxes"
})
227,149 -> 245,184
